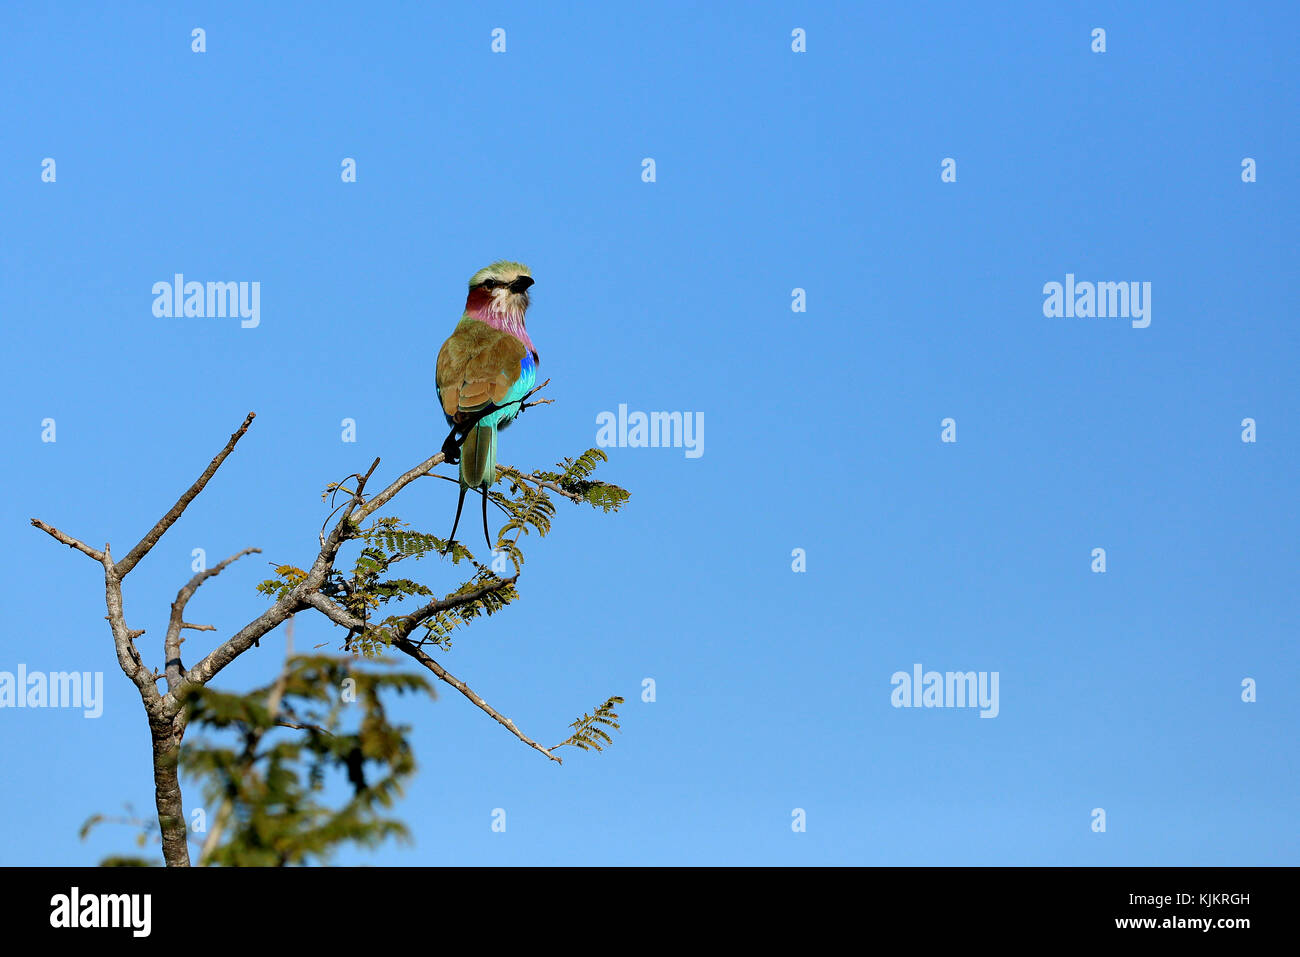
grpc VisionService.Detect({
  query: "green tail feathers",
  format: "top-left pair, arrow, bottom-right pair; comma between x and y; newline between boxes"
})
459,424 -> 497,489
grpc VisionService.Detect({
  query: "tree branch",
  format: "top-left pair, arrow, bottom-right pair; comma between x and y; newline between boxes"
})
497,466 -> 585,503
302,589 -> 560,763
275,719 -> 332,735
173,596 -> 301,702
353,452 -> 446,522
115,412 -> 257,579
168,382 -> 552,704
165,547 -> 261,692
392,635 -> 561,763
394,576 -> 521,641
301,573 -> 517,645
32,389 -> 610,870
173,449 -> 452,702
29,518 -> 105,562
100,545 -> 160,703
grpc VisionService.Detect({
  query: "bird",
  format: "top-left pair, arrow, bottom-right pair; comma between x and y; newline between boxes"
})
435,261 -> 538,551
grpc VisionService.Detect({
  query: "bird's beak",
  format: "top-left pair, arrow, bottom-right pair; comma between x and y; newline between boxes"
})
510,276 -> 535,293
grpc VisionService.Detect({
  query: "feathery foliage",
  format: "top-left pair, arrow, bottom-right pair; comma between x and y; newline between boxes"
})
83,654 -> 431,866
182,654 -> 431,867
538,448 -> 633,513
256,448 -> 629,652
554,696 -> 625,753
408,568 -> 520,651
492,448 -> 631,573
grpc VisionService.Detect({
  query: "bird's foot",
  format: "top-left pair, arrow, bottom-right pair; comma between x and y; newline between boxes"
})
440,433 -> 461,465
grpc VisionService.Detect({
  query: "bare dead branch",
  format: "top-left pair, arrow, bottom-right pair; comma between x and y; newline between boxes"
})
100,545 -> 160,702
29,518 -> 105,562
353,451 -> 446,522
165,547 -> 261,692
318,458 -> 381,547
174,597 -> 301,699
392,636 -> 561,764
115,412 -> 257,579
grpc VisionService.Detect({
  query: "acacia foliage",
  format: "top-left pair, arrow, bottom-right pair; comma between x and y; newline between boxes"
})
183,656 -> 430,866
256,448 -> 629,656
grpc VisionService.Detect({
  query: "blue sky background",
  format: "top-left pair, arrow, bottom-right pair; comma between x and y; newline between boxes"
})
1,1 -> 1296,865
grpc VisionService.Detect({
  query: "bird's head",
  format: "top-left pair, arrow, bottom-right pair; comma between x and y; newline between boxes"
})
466,261 -> 534,320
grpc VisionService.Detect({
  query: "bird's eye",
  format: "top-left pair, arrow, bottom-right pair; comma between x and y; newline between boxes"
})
481,279 -> 498,289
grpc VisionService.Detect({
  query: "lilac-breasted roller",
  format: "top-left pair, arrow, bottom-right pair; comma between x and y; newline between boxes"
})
436,260 -> 538,549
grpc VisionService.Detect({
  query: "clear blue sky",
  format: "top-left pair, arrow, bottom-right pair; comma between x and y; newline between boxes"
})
1,1 -> 1296,866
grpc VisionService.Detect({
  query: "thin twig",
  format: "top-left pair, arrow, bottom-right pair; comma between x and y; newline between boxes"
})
497,466 -> 585,503
116,413 -> 257,579
394,636 -> 562,764
303,589 -> 559,763
275,719 -> 332,735
29,519 -> 105,562
165,547 -> 261,692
